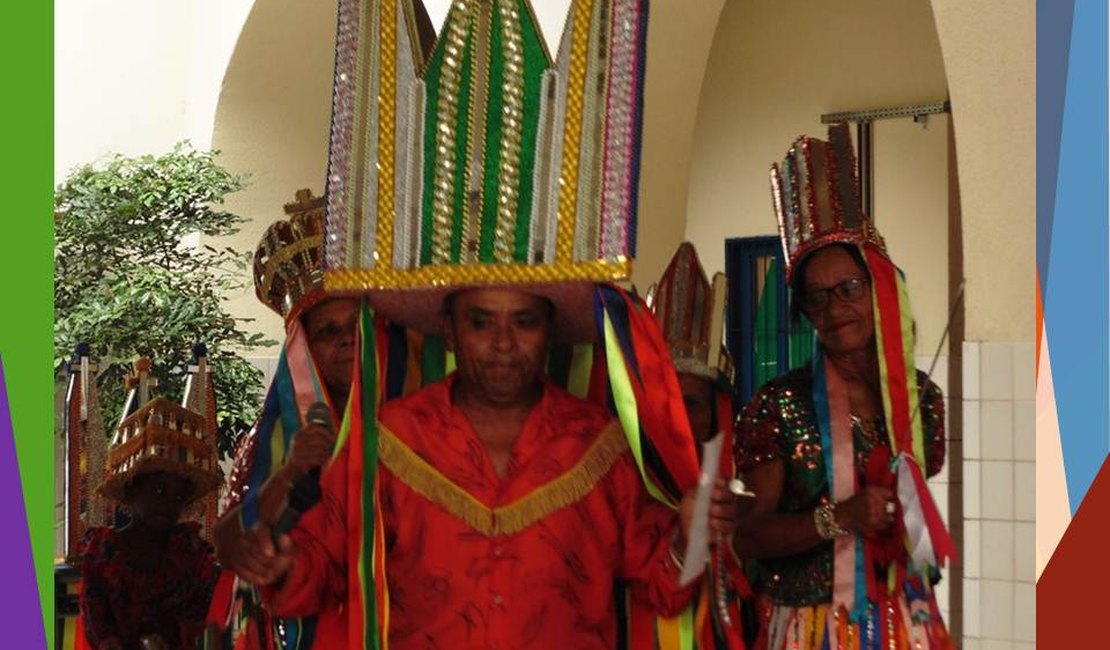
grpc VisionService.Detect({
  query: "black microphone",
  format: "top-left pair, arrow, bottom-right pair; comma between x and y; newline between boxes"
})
270,402 -> 332,543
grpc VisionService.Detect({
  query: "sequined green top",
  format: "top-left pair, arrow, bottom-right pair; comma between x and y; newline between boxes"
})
733,364 -> 946,606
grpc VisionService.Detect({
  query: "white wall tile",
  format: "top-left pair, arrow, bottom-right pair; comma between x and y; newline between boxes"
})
1013,462 -> 1035,523
981,640 -> 1014,650
980,580 -> 1014,640
965,520 -> 981,578
1014,522 -> 1035,583
964,460 -> 981,520
963,638 -> 981,650
1013,582 -> 1035,642
963,341 -> 980,400
981,461 -> 1014,520
980,342 -> 1013,401
964,400 -> 981,460
1012,401 -> 1034,462
980,401 -> 1013,461
964,578 -> 981,638
935,582 -> 950,620
981,521 -> 1015,580
1011,341 -> 1034,402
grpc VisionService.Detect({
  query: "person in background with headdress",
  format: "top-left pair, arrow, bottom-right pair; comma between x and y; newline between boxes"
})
223,0 -> 744,647
80,358 -> 222,650
731,124 -> 954,649
649,242 -> 756,649
210,189 -> 360,649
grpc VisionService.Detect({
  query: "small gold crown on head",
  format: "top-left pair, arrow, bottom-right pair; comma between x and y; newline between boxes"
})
770,123 -> 888,281
253,189 -> 327,323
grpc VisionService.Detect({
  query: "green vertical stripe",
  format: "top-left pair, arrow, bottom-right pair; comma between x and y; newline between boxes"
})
420,335 -> 447,384
546,343 -> 574,388
420,10 -> 474,266
358,303 -> 381,649
602,311 -> 671,507
895,270 -> 927,465
566,344 -> 594,399
753,260 -> 779,389
478,10 -> 506,262
513,0 -> 546,262
419,29 -> 444,265
450,32 -> 475,264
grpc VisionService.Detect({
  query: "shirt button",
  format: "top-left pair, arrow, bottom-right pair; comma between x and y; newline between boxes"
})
492,592 -> 503,606
492,545 -> 504,558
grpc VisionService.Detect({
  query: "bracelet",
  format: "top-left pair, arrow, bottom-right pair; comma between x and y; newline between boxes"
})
814,502 -> 849,539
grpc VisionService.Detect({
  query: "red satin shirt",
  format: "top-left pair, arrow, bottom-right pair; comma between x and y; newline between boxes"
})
267,375 -> 694,649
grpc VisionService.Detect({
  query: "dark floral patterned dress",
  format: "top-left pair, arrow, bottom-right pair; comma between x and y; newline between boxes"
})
79,522 -> 218,649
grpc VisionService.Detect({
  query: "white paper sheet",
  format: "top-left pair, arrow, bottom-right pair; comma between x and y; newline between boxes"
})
679,432 -> 722,586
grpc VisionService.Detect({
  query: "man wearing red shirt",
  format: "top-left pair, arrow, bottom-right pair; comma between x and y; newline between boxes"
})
236,287 -> 731,649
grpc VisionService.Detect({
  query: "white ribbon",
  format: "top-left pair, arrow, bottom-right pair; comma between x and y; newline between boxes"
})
895,452 -> 936,572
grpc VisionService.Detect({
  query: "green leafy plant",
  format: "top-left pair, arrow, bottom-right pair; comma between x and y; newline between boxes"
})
54,142 -> 276,457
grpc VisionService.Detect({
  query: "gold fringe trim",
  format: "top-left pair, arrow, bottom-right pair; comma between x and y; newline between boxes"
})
379,421 -> 628,536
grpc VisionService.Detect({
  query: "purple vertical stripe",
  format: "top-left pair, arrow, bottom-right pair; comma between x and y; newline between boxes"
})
0,355 -> 46,646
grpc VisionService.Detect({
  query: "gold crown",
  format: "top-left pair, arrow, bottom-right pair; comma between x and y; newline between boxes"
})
99,358 -> 221,505
253,189 -> 328,323
770,123 -> 888,281
647,243 -> 733,386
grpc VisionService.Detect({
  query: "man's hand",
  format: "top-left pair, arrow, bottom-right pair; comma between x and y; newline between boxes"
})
708,477 -> 741,538
216,516 -> 297,587
677,477 -> 740,554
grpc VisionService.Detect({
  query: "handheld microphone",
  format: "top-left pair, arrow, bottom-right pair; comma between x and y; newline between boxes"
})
270,402 -> 332,543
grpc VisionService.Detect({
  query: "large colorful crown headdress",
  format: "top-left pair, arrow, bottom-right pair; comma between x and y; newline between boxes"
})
647,242 -> 733,387
254,189 -> 328,325
770,123 -> 888,281
322,0 -> 650,340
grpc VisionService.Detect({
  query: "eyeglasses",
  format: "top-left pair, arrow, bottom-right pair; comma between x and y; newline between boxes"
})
799,277 -> 870,311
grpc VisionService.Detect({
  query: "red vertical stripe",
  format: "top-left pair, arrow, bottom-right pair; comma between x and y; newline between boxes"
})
620,290 -> 700,495
864,246 -> 913,456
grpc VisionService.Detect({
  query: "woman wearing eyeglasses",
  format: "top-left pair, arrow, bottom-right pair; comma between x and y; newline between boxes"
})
730,125 -> 953,649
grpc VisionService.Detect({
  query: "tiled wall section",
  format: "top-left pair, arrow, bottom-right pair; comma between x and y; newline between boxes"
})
961,341 -> 1035,650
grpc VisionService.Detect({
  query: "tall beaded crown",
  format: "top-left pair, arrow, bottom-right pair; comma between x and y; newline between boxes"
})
322,0 -> 649,295
771,123 -> 888,281
253,189 -> 328,323
647,243 -> 733,386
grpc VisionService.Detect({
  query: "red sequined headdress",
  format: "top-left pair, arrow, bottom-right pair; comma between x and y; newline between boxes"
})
770,123 -> 888,281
